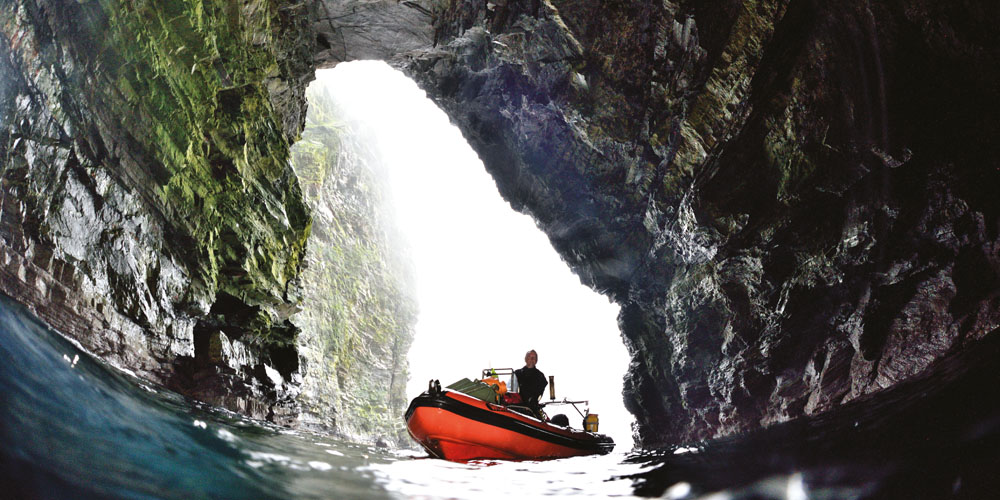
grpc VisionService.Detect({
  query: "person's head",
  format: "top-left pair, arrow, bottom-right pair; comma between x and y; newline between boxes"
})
524,350 -> 538,369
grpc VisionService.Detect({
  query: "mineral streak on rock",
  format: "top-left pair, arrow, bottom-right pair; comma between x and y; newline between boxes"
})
3,0 -> 998,447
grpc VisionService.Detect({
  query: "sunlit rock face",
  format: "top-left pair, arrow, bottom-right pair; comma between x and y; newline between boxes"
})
290,83 -> 416,445
397,0 -> 1000,445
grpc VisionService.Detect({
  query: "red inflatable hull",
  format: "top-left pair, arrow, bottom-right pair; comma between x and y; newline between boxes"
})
405,389 -> 614,462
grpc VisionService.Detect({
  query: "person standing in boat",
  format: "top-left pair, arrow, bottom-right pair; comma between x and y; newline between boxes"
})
514,350 -> 547,415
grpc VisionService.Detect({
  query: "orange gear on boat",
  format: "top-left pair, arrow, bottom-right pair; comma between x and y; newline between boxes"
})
480,377 -> 507,395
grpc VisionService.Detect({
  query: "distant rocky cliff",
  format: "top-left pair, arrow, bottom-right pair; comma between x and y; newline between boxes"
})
290,83 -> 416,444
3,0 -> 998,448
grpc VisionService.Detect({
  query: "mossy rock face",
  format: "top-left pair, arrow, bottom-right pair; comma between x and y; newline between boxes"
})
1,0 -> 423,432
1,0 -> 315,421
104,0 -> 312,313
289,83 -> 416,445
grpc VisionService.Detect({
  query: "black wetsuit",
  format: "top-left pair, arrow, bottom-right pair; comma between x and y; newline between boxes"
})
514,366 -> 547,406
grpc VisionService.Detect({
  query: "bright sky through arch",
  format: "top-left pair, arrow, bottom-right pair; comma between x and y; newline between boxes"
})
312,61 -> 634,448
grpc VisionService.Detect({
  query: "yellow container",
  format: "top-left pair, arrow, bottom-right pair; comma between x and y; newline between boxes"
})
584,413 -> 599,432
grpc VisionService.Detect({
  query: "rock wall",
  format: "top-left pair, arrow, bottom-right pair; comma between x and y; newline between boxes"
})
290,82 -> 416,445
0,0 -> 318,421
2,0 -> 419,439
396,0 -> 1000,445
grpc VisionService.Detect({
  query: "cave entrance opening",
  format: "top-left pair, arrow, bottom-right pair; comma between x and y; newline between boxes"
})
307,61 -> 634,447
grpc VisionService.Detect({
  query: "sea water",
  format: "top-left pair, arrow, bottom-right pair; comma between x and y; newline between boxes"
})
0,293 -> 647,499
2,292 -> 999,499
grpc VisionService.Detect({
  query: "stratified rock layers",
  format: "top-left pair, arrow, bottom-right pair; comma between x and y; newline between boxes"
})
399,0 -> 1000,445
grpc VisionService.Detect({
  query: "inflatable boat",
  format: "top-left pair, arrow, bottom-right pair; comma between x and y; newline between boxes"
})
404,370 -> 615,461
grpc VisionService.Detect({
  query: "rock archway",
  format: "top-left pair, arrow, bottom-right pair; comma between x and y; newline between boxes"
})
328,0 -> 1000,446
2,0 -> 998,446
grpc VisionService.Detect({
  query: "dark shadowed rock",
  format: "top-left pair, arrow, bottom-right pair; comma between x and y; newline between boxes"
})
398,0 -> 1000,446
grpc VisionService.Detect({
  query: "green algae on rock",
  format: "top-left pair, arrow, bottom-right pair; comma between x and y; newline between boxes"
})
289,82 -> 416,444
1,0 -> 315,422
105,0 -> 310,330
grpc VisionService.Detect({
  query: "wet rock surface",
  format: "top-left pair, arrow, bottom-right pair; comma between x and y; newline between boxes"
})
398,0 -> 1000,445
0,0 -> 314,423
309,0 -> 435,64
1,0 -> 418,440
628,326 -> 1000,498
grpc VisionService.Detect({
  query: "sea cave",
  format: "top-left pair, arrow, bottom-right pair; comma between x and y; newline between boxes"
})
1,0 -> 999,497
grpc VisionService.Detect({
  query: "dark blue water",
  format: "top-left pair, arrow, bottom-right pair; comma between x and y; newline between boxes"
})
2,291 -> 999,499
0,293 -> 398,499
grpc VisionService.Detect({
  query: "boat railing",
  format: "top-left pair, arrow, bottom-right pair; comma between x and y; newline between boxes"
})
541,398 -> 590,418
481,368 -> 598,429
481,368 -> 515,390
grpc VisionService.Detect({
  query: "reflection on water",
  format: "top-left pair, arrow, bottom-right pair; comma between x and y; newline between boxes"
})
372,452 -> 645,499
2,291 -> 999,499
0,291 -> 392,499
